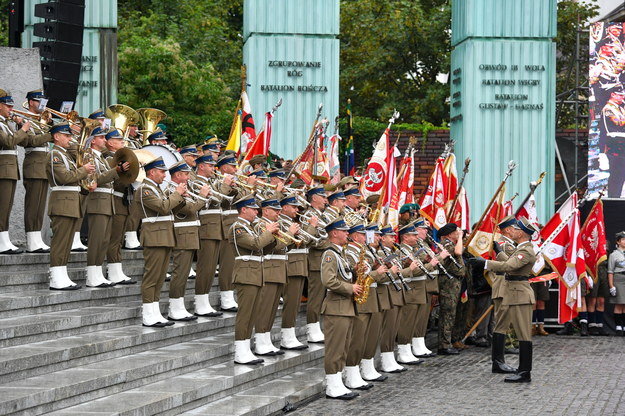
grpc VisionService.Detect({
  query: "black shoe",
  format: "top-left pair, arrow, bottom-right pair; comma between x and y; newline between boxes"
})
220,306 -> 238,312
504,347 -> 519,355
504,371 -> 531,383
235,358 -> 264,365
70,247 -> 87,252
437,348 -> 459,355
492,360 -> 517,374
50,284 -> 81,291
363,374 -> 388,382
464,337 -> 477,345
556,322 -> 574,335
580,321 -> 589,337
416,352 -> 437,358
167,315 -> 198,322
326,392 -> 359,400
1,247 -> 23,254
26,247 -> 49,254
117,279 -> 137,285
353,383 -> 374,390
143,321 -> 168,328
255,351 -> 277,356
475,340 -> 491,348
596,326 -> 610,336
280,344 -> 308,351
588,326 -> 599,336
195,311 -> 223,317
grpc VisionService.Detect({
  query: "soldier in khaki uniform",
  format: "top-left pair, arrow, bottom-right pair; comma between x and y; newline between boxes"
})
471,217 -> 538,383
304,186 -> 329,343
253,198 -> 298,356
22,90 -> 54,253
278,195 -> 318,350
135,156 -> 185,327
0,89 -> 32,253
103,129 -> 136,284
85,127 -> 127,288
46,123 -> 95,289
228,195 -> 278,364
323,191 -> 346,224
267,169 -> 287,200
167,161 -> 210,320
194,154 -> 230,316
218,154 -> 258,312
321,218 -> 363,400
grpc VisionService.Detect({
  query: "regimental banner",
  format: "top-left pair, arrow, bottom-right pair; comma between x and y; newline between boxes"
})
588,22 -> 625,198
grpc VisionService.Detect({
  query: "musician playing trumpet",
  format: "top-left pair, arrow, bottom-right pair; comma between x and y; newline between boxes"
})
167,160 -> 210,321
323,190 -> 346,223
252,198 -> 299,356
278,195 -> 319,350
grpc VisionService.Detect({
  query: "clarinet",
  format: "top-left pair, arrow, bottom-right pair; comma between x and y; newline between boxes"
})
366,244 -> 403,292
379,244 -> 411,291
416,239 -> 455,280
394,243 -> 437,280
426,234 -> 462,269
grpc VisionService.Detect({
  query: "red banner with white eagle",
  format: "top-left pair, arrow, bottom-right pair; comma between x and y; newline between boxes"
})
419,156 -> 447,230
360,128 -> 391,201
581,199 -> 607,280
466,186 -> 505,259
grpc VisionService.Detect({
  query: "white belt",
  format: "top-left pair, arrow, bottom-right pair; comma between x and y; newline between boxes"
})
235,255 -> 263,262
142,215 -> 173,224
369,283 -> 378,288
174,220 -> 200,228
113,191 -> 124,198
0,150 -> 18,155
200,209 -> 221,215
287,248 -> 309,255
93,188 -> 114,194
222,209 -> 238,216
50,185 -> 80,192
263,254 -> 287,261
25,147 -> 48,153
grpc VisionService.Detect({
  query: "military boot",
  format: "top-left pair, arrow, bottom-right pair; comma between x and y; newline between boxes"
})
504,341 -> 532,383
492,333 -> 517,374
555,321 -> 574,335
537,324 -> 549,336
580,321 -> 589,337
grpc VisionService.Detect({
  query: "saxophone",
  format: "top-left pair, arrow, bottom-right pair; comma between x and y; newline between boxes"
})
353,244 -> 375,305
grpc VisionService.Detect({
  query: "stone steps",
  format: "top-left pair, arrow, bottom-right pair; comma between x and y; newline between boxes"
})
0,318 -> 319,416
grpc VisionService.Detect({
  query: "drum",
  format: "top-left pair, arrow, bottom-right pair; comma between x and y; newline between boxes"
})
133,144 -> 183,190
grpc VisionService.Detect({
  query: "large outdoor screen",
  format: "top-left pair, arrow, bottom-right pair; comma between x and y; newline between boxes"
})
589,22 -> 625,198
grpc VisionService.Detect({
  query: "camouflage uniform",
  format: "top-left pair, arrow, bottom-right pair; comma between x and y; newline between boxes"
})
437,238 -> 465,349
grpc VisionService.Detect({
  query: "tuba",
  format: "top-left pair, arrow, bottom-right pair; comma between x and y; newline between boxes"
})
105,104 -> 141,146
353,243 -> 375,305
137,108 -> 167,145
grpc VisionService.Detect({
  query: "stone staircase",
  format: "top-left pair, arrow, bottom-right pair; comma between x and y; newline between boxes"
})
0,251 -> 325,416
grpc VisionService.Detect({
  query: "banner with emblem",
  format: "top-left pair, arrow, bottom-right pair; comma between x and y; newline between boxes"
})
240,91 -> 256,155
449,185 -> 470,231
581,198 -> 608,280
419,156 -> 447,230
466,186 -> 505,259
360,127 -> 390,201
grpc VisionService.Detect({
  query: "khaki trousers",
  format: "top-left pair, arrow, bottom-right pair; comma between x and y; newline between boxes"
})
218,240 -> 234,291
234,283 -> 262,340
23,178 -> 48,232
50,216 -> 78,266
306,270 -> 325,324
495,303 -> 533,341
0,179 -> 16,231
346,312 -> 371,366
380,306 -> 401,353
170,249 -> 193,298
413,292 -> 432,337
87,214 -> 112,266
281,275 -> 305,328
363,311 -> 383,359
196,239 -> 220,294
142,247 -> 171,303
397,304 -> 418,344
73,194 -> 87,233
323,314 -> 354,374
106,211 -> 127,264
255,282 -> 284,333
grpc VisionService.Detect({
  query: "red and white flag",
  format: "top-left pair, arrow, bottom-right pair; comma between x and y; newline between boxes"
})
539,193 -> 586,324
384,146 -> 401,228
243,111 -> 272,164
419,156 -> 447,230
516,193 -> 544,272
581,199 -> 608,281
467,186 -> 505,260
449,185 -> 470,231
326,133 -> 341,185
360,128 -> 391,201
503,199 -> 514,216
443,154 -> 458,214
240,91 -> 256,154
397,148 -> 415,207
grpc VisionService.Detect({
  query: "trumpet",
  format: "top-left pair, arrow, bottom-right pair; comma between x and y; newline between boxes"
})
188,179 -> 234,203
164,180 -> 211,203
41,108 -> 81,125
257,218 -> 303,246
297,211 -> 328,239
236,173 -> 277,189
215,171 -> 254,191
278,216 -> 322,244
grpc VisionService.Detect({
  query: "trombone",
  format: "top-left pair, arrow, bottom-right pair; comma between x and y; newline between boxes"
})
214,171 -> 255,191
10,110 -> 51,132
278,216 -> 322,244
164,180 -> 212,203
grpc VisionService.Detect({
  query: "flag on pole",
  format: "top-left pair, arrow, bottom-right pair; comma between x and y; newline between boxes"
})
384,145 -> 401,228
419,156 -> 448,230
442,153 -> 458,215
516,194 -> 544,272
397,148 -> 415,208
581,199 -> 608,281
240,91 -> 256,154
467,186 -> 505,259
503,199 -> 514,216
449,186 -> 470,231
225,108 -> 242,154
326,132 -> 341,185
539,193 -> 586,324
345,99 -> 355,176
360,128 -> 391,201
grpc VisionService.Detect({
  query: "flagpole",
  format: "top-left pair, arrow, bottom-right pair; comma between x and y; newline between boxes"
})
513,171 -> 547,218
535,192 -> 591,256
346,99 -> 353,176
447,157 -> 471,218
286,103 -> 324,181
464,160 -> 518,248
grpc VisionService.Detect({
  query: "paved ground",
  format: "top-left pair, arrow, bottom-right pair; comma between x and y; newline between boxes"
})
293,334 -> 625,415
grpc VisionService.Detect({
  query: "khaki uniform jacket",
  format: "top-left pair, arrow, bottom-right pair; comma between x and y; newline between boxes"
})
278,214 -> 313,277
22,127 -> 52,180
220,179 -> 250,239
0,117 -> 29,180
305,206 -> 327,272
322,206 -> 341,224
227,217 -> 275,287
487,241 -> 536,306
172,192 -> 205,251
103,150 -> 130,216
377,245 -> 408,309
86,149 -> 119,216
492,236 -> 516,299
257,217 -> 290,284
321,243 -> 357,317
197,175 -> 229,240
416,239 -> 440,293
134,178 -> 184,247
46,145 -> 89,218
400,243 -> 430,304
345,243 -> 382,313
